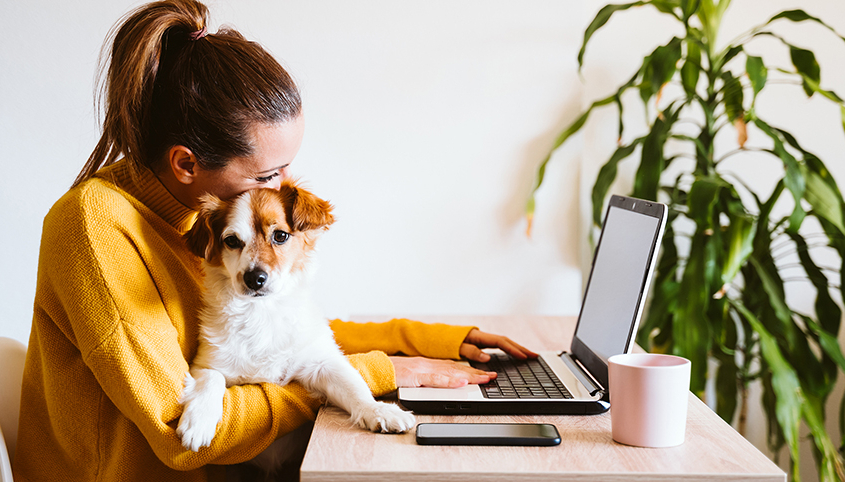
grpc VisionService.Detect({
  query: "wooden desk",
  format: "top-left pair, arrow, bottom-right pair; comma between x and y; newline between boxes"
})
300,315 -> 785,481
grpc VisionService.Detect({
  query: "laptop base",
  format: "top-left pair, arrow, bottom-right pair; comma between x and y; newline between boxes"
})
399,398 -> 609,416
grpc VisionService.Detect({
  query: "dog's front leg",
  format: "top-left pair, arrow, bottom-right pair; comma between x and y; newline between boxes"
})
176,367 -> 227,451
301,355 -> 415,433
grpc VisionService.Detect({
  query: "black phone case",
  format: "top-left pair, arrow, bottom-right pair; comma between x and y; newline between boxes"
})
415,423 -> 561,446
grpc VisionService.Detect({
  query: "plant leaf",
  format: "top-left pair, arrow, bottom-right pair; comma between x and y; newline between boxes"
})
640,37 -> 684,106
715,348 -> 739,423
651,0 -> 681,16
790,46 -> 821,97
578,2 -> 647,69
525,94 -> 617,230
674,231 -> 712,394
722,210 -> 755,286
788,234 -> 842,338
730,299 -> 802,481
751,117 -> 806,232
776,67 -> 845,104
637,266 -> 679,351
804,164 -> 845,235
680,0 -> 701,23
774,128 -> 845,236
681,39 -> 701,96
688,176 -> 723,225
750,32 -> 844,105
749,248 -> 828,396
721,71 -> 744,123
746,55 -> 767,103
803,315 -> 845,375
633,101 -> 681,200
767,9 -> 845,44
802,392 -> 845,481
748,256 -> 791,336
591,138 -> 644,226
842,105 -> 845,136
760,366 -> 787,456
713,44 -> 743,73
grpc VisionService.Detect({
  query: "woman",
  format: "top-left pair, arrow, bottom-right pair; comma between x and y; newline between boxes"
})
13,1 -> 536,481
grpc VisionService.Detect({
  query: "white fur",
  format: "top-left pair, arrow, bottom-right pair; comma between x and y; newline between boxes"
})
177,191 -> 415,455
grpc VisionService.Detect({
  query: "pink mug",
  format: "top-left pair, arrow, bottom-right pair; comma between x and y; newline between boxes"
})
608,353 -> 691,448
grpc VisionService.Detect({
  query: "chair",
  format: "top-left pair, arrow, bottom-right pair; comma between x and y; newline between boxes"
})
0,337 -> 26,482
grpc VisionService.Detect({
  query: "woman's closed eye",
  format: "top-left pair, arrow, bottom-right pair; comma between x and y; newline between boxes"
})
255,172 -> 280,183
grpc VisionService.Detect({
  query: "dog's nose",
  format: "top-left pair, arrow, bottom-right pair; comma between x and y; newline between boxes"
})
243,269 -> 268,291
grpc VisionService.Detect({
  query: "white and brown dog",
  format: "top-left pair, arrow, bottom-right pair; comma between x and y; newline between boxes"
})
177,181 -> 414,453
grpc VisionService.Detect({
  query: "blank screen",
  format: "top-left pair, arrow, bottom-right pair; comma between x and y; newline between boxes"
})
574,206 -> 660,362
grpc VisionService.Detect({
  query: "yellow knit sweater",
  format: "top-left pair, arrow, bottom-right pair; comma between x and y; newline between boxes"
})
14,160 -> 473,482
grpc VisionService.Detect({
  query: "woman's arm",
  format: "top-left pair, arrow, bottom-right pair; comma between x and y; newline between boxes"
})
329,318 -> 475,359
330,319 -> 539,388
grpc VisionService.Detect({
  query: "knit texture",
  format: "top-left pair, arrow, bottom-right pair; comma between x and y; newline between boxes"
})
330,319 -> 475,360
14,160 -> 472,482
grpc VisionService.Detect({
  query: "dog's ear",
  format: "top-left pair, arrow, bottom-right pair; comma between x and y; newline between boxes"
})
185,193 -> 227,261
279,180 -> 335,232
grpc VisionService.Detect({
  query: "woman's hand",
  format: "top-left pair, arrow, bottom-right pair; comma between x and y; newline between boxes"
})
389,329 -> 538,388
459,328 -> 539,362
390,356 -> 496,388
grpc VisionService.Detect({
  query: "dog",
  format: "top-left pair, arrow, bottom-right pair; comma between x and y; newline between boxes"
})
176,181 -> 415,455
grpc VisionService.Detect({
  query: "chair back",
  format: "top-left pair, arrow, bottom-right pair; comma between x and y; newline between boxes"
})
0,425 -> 12,482
0,337 -> 26,482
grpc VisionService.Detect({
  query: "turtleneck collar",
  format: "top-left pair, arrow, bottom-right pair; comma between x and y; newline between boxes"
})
94,160 -> 197,234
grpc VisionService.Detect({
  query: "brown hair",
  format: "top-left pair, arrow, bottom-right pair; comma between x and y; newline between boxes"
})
73,0 -> 301,188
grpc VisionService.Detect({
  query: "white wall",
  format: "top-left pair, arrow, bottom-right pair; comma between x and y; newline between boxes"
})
0,0 -> 587,344
2,0 -> 844,480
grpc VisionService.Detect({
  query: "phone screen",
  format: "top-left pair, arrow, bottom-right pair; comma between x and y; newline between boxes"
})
415,423 -> 561,446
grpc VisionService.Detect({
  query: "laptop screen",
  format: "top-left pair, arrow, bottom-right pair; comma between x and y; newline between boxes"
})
570,195 -> 665,389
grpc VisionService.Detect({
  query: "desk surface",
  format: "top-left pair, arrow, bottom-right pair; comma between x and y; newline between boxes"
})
300,315 -> 785,481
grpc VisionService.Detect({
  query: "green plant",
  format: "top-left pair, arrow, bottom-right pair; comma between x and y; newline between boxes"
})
526,1 -> 845,480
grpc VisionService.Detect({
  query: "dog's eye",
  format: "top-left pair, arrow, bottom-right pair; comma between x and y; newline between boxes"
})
272,230 -> 290,245
223,235 -> 242,249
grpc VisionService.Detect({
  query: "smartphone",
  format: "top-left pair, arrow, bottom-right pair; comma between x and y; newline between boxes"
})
415,423 -> 561,446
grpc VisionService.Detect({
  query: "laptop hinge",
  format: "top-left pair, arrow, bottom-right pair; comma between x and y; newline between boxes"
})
559,352 -> 604,396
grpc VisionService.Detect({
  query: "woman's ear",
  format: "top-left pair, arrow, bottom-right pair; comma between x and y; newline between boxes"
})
168,145 -> 199,185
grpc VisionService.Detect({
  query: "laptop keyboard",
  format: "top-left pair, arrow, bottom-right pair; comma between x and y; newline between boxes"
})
470,353 -> 573,399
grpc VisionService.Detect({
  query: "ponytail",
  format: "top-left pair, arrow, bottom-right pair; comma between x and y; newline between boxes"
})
74,0 -> 301,188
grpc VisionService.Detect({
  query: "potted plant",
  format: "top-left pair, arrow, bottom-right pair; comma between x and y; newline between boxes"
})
526,1 -> 845,480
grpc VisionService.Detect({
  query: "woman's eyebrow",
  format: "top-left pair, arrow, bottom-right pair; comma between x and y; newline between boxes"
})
256,164 -> 289,174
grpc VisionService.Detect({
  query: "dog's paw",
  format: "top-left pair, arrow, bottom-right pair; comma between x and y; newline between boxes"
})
176,372 -> 224,452
355,402 -> 416,433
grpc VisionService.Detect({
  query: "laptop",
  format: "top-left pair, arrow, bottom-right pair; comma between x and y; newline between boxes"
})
398,194 -> 667,415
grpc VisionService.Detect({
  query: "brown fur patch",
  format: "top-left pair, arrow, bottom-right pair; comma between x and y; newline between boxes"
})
185,194 -> 229,265
278,180 -> 335,232
247,189 -> 287,273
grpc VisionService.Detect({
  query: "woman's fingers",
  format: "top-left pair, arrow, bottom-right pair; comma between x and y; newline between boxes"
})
462,329 -> 540,359
459,343 -> 491,362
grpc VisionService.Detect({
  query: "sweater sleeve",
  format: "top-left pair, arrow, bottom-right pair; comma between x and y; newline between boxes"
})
345,351 -> 397,397
330,318 -> 476,360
